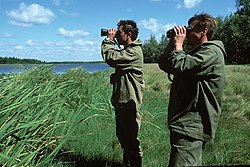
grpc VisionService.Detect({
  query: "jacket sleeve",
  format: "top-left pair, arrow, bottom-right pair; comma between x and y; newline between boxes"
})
162,45 -> 218,77
158,52 -> 170,73
101,39 -> 138,68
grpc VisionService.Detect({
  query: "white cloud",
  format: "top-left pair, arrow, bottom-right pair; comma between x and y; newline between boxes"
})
0,33 -> 14,38
0,39 -> 101,62
73,39 -> 94,46
140,18 -> 160,33
53,0 -> 74,6
140,18 -> 176,33
55,41 -> 66,46
183,0 -> 202,8
63,46 -> 72,50
8,20 -> 33,27
176,4 -> 182,9
6,3 -> 55,27
26,39 -> 37,46
44,41 -> 54,46
60,9 -> 78,17
126,8 -> 133,13
57,27 -> 90,38
162,23 -> 177,31
15,45 -> 23,50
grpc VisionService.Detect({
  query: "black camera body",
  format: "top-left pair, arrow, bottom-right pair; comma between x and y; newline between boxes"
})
166,26 -> 192,38
101,29 -> 108,36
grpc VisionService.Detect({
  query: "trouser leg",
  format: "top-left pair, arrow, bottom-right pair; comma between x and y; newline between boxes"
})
115,100 -> 142,167
169,131 -> 205,167
123,150 -> 130,167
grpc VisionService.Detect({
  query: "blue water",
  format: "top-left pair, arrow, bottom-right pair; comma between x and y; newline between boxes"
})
0,63 -> 111,74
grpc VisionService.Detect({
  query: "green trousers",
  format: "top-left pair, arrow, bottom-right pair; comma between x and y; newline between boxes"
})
169,131 -> 205,167
114,100 -> 142,167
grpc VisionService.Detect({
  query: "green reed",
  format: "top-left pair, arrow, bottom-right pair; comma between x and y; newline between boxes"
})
0,65 -> 99,166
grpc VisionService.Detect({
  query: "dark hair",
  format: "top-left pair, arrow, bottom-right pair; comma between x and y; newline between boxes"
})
188,13 -> 218,40
117,20 -> 139,41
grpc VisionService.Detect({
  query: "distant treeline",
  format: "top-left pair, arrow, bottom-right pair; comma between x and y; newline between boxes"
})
0,57 -> 44,64
0,57 -> 105,64
48,61 -> 105,64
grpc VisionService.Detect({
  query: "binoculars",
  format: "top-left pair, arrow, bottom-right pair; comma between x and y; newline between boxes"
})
101,29 -> 109,36
167,26 -> 192,38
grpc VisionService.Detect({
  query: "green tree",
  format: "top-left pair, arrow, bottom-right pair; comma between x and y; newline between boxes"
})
236,0 -> 250,15
0,57 -> 43,64
142,35 -> 160,63
214,0 -> 250,64
158,34 -> 169,54
142,34 -> 169,63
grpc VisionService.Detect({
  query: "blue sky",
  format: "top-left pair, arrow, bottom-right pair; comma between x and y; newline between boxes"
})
0,0 -> 236,62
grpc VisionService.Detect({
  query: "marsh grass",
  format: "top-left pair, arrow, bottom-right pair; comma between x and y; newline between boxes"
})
0,64 -> 249,166
0,66 -> 104,166
202,65 -> 250,165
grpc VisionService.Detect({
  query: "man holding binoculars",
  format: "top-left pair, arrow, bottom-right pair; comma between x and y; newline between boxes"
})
159,13 -> 226,166
101,20 -> 144,167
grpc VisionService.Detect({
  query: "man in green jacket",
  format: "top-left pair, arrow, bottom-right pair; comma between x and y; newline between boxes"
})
101,20 -> 144,167
158,13 -> 226,166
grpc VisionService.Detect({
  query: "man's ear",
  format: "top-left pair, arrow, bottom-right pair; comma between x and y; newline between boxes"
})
127,32 -> 132,38
202,27 -> 208,36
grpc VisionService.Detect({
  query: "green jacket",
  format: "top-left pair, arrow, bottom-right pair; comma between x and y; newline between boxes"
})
101,39 -> 145,109
159,40 -> 226,141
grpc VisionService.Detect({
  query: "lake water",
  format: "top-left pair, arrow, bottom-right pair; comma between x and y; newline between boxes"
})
0,63 -> 111,74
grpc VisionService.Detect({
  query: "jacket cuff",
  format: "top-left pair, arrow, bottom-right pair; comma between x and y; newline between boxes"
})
170,50 -> 185,56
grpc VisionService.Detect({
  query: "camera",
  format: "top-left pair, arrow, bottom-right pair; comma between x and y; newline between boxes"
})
166,26 -> 192,38
101,29 -> 108,36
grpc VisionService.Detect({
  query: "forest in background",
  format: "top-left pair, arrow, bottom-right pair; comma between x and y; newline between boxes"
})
0,57 -> 44,64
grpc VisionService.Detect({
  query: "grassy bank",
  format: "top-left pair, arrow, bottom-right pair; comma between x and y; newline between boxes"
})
0,64 -> 249,166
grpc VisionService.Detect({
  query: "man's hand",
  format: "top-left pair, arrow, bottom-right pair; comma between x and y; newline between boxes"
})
108,28 -> 116,41
173,26 -> 186,51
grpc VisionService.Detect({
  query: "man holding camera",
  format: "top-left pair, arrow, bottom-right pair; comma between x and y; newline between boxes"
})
101,20 -> 144,167
158,13 -> 226,166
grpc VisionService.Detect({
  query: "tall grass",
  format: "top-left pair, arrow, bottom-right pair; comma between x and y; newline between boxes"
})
0,66 -> 102,166
0,64 -> 249,166
202,65 -> 250,165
